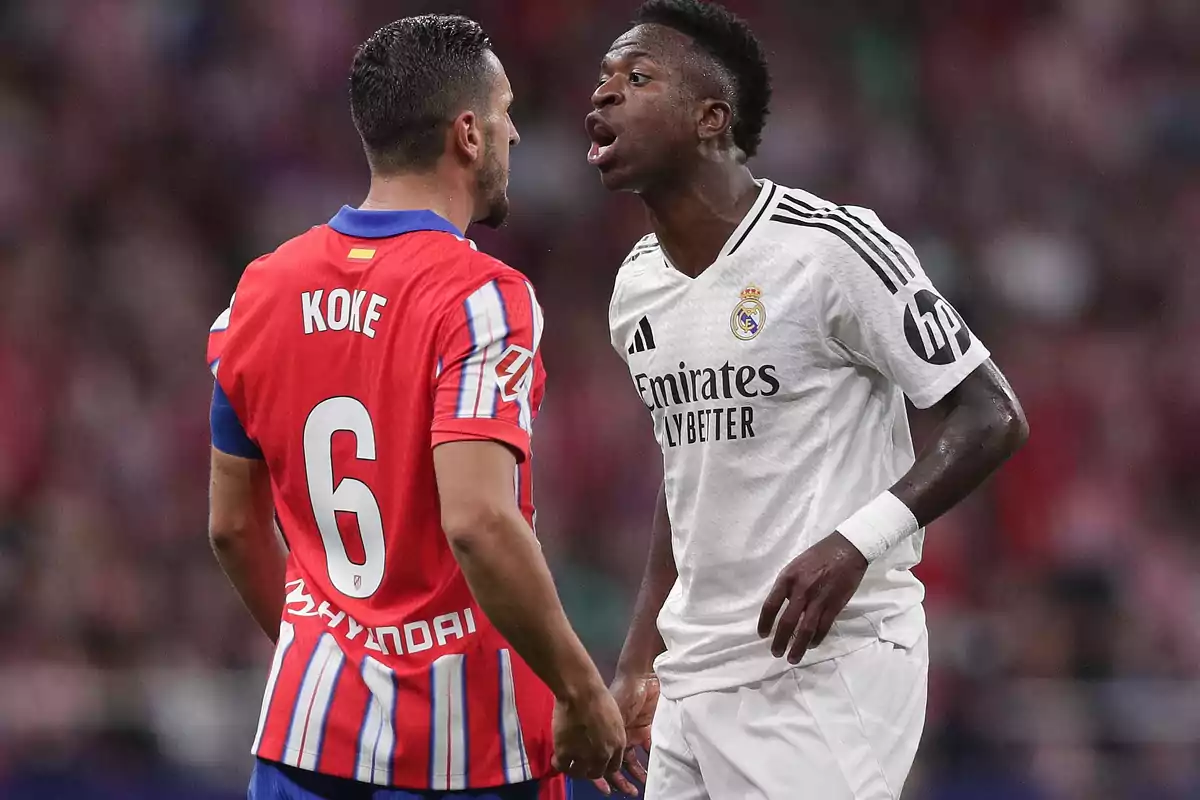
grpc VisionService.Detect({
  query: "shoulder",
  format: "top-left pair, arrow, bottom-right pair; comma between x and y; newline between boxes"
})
612,232 -> 663,303
763,185 -> 921,297
431,244 -> 543,348
620,233 -> 662,270
445,244 -> 540,310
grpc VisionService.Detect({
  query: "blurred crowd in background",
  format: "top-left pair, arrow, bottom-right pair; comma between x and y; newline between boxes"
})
2,0 -> 1200,797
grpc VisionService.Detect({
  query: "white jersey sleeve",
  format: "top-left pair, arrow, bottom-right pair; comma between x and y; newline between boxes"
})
609,233 -> 660,364
813,207 -> 990,408
609,276 -> 628,364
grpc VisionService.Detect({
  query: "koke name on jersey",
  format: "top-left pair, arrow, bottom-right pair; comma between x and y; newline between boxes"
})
634,360 -> 780,448
301,288 -> 388,338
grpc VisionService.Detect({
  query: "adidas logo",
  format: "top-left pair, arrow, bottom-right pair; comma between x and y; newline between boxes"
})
627,316 -> 656,354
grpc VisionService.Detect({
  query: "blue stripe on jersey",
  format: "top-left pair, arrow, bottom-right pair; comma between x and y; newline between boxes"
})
210,382 -> 263,459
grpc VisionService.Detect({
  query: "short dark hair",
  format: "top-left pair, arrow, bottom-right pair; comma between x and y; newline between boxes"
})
349,15 -> 493,173
635,0 -> 771,158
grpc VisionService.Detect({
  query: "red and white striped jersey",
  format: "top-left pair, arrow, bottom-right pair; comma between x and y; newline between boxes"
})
207,206 -> 560,794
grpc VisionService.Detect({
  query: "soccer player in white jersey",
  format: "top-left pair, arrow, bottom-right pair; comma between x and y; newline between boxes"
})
585,2 -> 1029,798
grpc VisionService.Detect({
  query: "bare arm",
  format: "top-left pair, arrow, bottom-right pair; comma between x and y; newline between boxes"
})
433,440 -> 608,705
892,360 -> 1028,525
759,360 -> 1028,661
598,480 -> 675,796
615,480 -> 674,678
208,448 -> 288,642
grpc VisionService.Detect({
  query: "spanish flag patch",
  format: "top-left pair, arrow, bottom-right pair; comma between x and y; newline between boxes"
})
348,248 -> 376,261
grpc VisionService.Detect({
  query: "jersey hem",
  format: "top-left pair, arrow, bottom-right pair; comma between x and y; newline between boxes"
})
431,419 -> 530,462
655,606 -> 926,701
258,748 -> 529,789
905,345 -> 991,409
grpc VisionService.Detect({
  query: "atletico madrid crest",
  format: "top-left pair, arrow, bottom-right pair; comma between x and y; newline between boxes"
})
731,285 -> 766,340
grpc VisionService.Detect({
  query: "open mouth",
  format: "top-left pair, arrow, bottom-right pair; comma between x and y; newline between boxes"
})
585,114 -> 620,167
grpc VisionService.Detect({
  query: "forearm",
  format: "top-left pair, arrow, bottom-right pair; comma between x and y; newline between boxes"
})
893,361 -> 1029,527
210,522 -> 288,642
451,512 -> 605,703
616,481 -> 675,677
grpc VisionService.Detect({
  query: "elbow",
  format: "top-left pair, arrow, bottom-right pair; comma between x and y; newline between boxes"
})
441,501 -> 517,558
992,391 -> 1030,457
208,520 -> 249,557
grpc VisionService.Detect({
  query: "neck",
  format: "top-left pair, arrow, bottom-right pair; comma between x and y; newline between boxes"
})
641,161 -> 759,278
360,168 -> 474,234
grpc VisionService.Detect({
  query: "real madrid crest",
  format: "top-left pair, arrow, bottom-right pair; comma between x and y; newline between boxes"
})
730,285 -> 766,340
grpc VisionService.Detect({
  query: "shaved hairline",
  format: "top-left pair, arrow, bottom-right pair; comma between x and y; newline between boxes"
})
624,23 -> 738,106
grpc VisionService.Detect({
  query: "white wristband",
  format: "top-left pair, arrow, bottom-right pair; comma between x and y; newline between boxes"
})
836,491 -> 920,563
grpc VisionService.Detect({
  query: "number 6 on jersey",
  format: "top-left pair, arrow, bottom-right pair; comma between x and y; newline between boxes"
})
303,396 -> 385,598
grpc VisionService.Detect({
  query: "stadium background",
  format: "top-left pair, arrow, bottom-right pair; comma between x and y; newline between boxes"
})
3,0 -> 1200,797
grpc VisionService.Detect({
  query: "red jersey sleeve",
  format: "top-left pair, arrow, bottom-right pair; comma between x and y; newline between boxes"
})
431,271 -> 544,462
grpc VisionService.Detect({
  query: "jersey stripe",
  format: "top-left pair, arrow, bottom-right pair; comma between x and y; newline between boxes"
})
777,196 -> 914,286
284,634 -> 344,768
355,656 -> 397,785
515,282 -> 542,434
727,183 -> 779,256
430,654 -> 468,790
776,198 -> 907,286
770,210 -> 900,294
456,281 -> 511,420
252,620 -> 296,753
781,194 -> 915,279
498,649 -> 531,783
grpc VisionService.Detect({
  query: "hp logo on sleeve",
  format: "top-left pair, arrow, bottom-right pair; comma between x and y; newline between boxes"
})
903,289 -> 972,365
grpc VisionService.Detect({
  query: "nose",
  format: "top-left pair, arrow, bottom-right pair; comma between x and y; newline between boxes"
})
591,77 -> 621,110
509,115 -> 520,147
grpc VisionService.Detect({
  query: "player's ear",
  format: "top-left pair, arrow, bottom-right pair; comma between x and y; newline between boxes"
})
451,110 -> 483,164
696,99 -> 734,146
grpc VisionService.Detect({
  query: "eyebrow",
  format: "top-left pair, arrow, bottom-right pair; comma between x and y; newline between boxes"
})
601,48 -> 653,70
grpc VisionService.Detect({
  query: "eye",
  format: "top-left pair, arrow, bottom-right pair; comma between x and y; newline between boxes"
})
596,75 -> 611,88
629,71 -> 650,86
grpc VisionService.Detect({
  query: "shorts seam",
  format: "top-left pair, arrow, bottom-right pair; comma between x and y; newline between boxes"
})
831,654 -> 898,799
791,659 -> 896,800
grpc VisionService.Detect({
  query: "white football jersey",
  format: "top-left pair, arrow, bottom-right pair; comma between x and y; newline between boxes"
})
609,179 -> 990,700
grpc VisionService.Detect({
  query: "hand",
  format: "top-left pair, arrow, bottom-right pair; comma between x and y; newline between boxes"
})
757,532 -> 868,664
593,672 -> 659,797
551,684 -> 626,782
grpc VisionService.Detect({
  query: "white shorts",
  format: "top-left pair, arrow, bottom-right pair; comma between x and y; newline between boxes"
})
644,632 -> 928,800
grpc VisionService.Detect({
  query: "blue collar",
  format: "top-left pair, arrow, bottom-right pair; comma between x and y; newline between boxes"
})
327,206 -> 463,239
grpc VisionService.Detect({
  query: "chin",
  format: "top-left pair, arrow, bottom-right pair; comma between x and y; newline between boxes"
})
598,164 -> 642,193
477,196 -> 509,229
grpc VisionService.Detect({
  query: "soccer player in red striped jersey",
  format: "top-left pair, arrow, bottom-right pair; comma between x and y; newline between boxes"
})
206,16 -> 625,800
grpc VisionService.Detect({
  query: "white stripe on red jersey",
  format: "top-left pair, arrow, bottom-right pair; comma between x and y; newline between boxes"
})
354,656 -> 397,785
253,620 -> 296,753
515,282 -> 542,435
429,654 -> 469,790
456,281 -> 510,420
498,648 -> 531,783
284,634 -> 345,769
